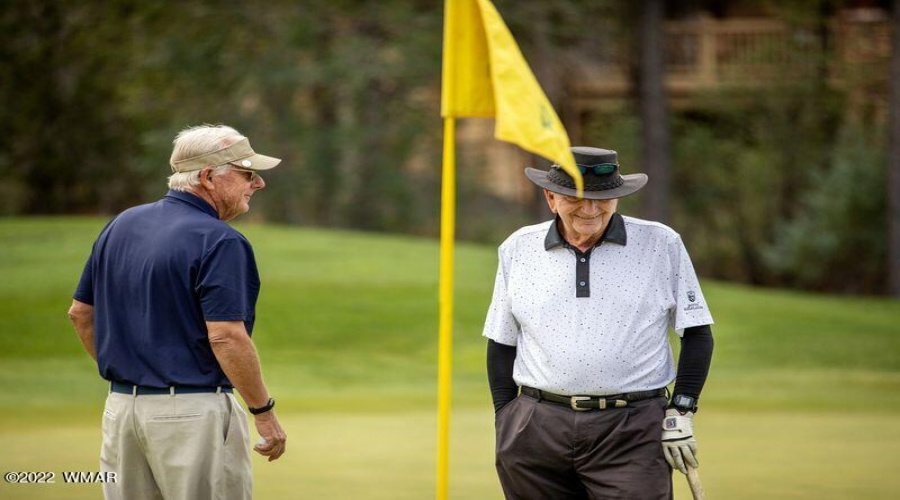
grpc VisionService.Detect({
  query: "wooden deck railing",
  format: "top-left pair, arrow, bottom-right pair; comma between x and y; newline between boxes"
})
574,12 -> 890,100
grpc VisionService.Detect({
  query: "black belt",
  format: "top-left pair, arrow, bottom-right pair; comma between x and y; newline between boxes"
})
110,381 -> 233,396
521,386 -> 666,411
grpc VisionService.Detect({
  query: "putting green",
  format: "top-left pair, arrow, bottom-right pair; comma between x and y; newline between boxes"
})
1,409 -> 898,499
1,217 -> 898,499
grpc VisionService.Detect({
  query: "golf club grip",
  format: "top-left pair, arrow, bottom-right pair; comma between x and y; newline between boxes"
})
686,467 -> 705,500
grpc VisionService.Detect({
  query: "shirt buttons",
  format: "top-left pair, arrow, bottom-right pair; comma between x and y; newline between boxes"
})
579,281 -> 586,286
580,258 -> 586,262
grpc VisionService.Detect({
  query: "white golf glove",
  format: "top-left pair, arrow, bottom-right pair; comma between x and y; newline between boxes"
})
661,409 -> 699,474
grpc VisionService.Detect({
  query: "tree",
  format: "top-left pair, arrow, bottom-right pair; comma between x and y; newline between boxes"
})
636,0 -> 672,223
0,0 -> 142,214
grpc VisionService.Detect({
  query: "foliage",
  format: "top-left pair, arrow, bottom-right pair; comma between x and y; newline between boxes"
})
0,0 -> 892,293
0,0 -> 444,232
582,72 -> 887,292
669,84 -> 845,285
764,124 -> 887,292
0,1 -> 144,214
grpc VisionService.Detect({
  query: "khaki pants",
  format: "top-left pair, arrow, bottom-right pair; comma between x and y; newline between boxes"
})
100,391 -> 252,500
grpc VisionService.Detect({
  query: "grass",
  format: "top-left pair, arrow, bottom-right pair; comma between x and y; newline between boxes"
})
0,217 -> 899,499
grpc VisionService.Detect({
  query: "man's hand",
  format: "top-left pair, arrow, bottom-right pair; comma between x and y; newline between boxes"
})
207,321 -> 286,461
253,410 -> 287,462
661,409 -> 698,474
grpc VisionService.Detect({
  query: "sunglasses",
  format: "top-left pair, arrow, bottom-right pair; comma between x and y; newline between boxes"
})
229,166 -> 260,183
577,163 -> 617,175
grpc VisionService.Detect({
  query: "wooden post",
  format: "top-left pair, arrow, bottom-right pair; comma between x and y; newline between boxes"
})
889,0 -> 900,296
698,13 -> 717,85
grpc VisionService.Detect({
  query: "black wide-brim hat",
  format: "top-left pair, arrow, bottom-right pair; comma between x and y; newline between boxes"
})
525,146 -> 648,200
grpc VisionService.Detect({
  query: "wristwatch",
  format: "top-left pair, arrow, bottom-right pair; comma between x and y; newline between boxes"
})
669,394 -> 698,414
248,398 -> 275,415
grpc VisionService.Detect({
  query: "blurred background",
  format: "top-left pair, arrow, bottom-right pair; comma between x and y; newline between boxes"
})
1,0 -> 899,499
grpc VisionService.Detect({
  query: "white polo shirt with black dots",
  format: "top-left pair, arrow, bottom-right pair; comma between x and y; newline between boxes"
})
482,213 -> 714,396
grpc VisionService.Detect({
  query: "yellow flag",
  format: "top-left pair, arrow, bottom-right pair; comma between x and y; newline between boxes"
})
441,0 -> 583,194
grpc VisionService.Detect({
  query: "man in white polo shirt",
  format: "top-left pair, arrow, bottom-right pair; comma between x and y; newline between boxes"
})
484,146 -> 714,499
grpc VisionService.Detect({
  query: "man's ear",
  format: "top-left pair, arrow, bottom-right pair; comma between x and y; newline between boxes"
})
199,167 -> 215,190
543,189 -> 558,214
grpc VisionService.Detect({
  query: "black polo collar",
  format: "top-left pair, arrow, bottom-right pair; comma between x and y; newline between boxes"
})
165,189 -> 220,219
544,212 -> 628,251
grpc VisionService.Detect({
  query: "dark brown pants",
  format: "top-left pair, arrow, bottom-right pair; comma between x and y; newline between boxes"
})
495,394 -> 672,500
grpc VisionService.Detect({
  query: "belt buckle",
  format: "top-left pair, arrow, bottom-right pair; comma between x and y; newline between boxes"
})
570,396 -> 591,411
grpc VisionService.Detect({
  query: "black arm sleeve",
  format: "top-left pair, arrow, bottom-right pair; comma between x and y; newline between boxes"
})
487,339 -> 518,413
673,324 -> 714,399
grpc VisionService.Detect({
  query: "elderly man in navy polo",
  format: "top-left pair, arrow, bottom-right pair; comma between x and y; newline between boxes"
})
67,125 -> 287,499
484,147 -> 715,499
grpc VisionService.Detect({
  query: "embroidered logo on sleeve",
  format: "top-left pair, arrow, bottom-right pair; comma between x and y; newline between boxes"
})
684,290 -> 704,311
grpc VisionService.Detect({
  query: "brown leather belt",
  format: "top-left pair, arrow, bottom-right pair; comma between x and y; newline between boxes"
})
521,386 -> 667,411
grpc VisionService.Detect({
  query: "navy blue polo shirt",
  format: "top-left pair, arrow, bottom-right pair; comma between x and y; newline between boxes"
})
73,190 -> 260,388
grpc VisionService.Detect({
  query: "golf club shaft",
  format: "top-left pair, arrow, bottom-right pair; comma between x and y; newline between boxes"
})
686,467 -> 705,500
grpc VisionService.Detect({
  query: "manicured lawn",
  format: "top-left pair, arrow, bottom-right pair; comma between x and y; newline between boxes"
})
1,217 -> 898,499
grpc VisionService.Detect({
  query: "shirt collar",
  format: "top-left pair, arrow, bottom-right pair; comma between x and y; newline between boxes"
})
164,190 -> 220,219
544,212 -> 628,251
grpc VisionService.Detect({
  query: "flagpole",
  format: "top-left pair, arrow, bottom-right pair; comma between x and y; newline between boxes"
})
437,0 -> 457,497
436,0 -> 579,493
436,116 -> 456,500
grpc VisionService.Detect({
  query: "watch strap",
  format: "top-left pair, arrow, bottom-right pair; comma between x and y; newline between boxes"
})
248,398 -> 275,415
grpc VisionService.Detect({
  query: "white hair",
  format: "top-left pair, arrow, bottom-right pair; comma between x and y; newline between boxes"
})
167,165 -> 231,192
167,124 -> 245,192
